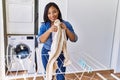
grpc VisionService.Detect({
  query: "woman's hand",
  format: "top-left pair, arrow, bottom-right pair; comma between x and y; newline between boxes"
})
48,25 -> 58,32
60,22 -> 77,42
60,22 -> 67,30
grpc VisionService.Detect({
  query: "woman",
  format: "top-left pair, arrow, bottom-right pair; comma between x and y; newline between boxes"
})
38,2 -> 78,80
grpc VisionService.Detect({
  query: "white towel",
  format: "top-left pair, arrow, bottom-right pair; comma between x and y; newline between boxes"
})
46,19 -> 71,80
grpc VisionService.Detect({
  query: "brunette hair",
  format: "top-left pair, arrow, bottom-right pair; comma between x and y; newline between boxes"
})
43,2 -> 63,22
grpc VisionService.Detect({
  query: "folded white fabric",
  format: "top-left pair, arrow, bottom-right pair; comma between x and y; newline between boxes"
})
46,19 -> 71,80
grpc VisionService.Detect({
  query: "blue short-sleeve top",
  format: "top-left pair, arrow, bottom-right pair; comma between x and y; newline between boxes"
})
37,20 -> 77,50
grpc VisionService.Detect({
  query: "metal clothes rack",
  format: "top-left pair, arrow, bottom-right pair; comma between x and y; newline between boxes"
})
4,48 -> 120,80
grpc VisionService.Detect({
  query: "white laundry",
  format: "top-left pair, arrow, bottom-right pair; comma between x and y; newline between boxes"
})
46,19 -> 71,80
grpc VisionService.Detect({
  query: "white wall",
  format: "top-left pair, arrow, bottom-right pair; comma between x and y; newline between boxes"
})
111,0 -> 120,72
117,44 -> 120,71
0,0 -> 5,79
67,0 -> 118,68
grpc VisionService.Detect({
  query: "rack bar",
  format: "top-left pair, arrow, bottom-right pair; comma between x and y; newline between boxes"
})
96,73 -> 107,80
111,73 -> 120,80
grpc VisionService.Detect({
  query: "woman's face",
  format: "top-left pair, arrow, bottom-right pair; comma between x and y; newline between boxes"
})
48,6 -> 59,22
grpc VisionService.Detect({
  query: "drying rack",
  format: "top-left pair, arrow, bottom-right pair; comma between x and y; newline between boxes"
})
4,47 -> 120,80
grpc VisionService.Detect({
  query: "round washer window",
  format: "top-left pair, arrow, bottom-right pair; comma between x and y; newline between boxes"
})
15,43 -> 30,59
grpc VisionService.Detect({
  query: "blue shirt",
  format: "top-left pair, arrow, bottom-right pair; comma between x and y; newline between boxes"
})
38,20 -> 77,50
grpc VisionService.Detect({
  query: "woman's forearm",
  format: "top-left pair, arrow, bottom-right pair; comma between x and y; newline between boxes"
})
40,30 -> 51,43
66,28 -> 76,42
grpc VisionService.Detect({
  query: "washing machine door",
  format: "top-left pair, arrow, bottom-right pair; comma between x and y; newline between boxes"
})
14,43 -> 30,59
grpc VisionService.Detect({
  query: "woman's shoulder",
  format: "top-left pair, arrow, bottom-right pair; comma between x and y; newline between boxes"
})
41,21 -> 50,25
62,20 -> 69,23
62,20 -> 72,27
40,21 -> 50,27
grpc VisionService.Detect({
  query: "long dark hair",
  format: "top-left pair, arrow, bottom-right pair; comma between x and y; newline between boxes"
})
43,2 -> 63,22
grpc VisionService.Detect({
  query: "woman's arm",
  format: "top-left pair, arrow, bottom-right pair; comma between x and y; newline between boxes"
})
39,29 -> 51,43
61,23 -> 77,42
40,25 -> 58,43
66,28 -> 76,42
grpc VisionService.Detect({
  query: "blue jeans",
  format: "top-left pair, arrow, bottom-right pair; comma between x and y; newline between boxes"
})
41,47 -> 66,80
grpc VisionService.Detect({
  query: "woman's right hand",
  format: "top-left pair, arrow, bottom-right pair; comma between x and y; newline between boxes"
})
48,25 -> 58,32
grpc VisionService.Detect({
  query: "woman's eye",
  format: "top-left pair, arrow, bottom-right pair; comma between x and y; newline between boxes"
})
48,12 -> 51,15
53,10 -> 57,13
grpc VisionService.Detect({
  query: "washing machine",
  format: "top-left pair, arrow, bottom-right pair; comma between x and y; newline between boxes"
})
6,35 -> 36,73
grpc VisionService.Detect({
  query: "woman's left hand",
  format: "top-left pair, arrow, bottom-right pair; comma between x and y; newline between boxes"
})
60,22 -> 67,30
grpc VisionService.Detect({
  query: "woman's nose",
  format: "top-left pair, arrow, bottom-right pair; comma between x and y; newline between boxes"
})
51,14 -> 55,17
